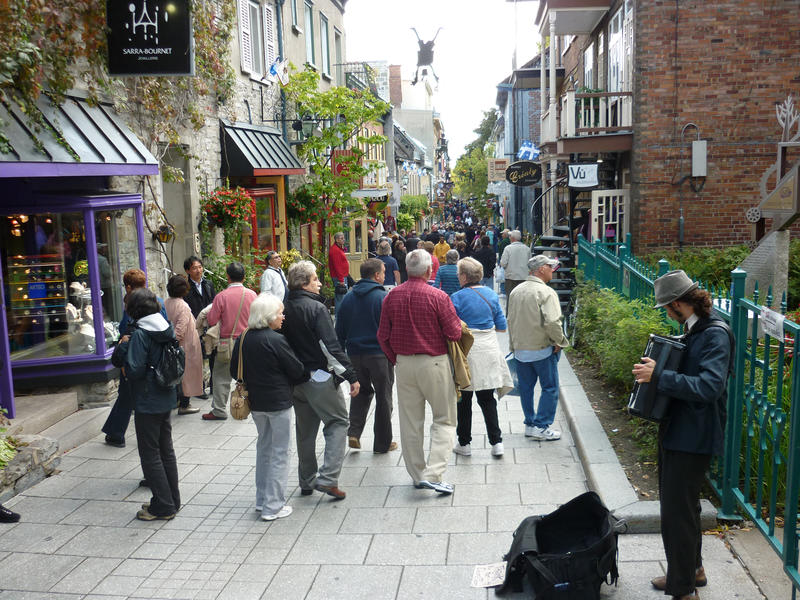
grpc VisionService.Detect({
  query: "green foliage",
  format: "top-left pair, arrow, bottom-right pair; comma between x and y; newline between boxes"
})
396,212 -> 415,232
282,65 -> 390,232
788,239 -> 800,310
453,146 -> 489,200
399,195 -> 429,222
639,245 -> 750,290
0,408 -> 17,469
464,108 -> 497,155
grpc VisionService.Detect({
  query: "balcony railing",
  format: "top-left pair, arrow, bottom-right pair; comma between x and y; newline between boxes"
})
560,90 -> 633,138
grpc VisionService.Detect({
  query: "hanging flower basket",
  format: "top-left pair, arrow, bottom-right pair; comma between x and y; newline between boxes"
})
287,186 -> 331,222
202,186 -> 256,230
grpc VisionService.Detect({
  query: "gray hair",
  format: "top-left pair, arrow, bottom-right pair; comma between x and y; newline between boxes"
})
333,232 -> 345,242
287,260 -> 317,291
457,257 -> 483,284
406,249 -> 432,277
445,249 -> 460,265
509,230 -> 522,241
378,240 -> 391,256
248,293 -> 283,329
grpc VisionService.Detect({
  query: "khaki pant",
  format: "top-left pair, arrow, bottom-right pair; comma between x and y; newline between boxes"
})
395,354 -> 457,484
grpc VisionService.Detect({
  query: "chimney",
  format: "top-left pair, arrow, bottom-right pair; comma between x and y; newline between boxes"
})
389,65 -> 403,107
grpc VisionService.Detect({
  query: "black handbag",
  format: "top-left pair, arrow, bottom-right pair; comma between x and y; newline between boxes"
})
496,492 -> 623,599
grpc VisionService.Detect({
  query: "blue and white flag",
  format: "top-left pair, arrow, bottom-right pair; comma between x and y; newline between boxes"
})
517,140 -> 540,161
266,58 -> 290,85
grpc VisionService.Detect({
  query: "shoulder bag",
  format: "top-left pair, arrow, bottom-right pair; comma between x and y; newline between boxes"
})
216,288 -> 246,362
230,328 -> 251,420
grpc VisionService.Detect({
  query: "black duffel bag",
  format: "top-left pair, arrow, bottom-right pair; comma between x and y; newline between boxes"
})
496,491 -> 624,599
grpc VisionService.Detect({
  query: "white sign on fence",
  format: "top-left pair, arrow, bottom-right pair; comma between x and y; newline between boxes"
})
761,307 -> 785,340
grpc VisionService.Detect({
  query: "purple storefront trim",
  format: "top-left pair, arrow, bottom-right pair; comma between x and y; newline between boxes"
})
135,206 -> 147,277
0,267 -> 14,418
83,208 -> 107,356
0,163 -> 159,178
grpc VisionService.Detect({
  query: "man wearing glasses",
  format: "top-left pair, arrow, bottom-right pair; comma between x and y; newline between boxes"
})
506,255 -> 570,441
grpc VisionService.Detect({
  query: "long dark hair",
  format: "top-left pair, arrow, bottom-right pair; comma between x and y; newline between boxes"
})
679,288 -> 713,319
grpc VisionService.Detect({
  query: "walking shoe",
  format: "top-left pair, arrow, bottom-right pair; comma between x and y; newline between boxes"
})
315,484 -> 346,500
651,567 -> 707,591
528,426 -> 561,441
348,436 -> 361,449
201,412 -> 226,421
254,505 -> 262,512
104,435 -> 125,448
416,480 -> 454,495
136,508 -> 175,521
524,425 -> 537,437
261,505 -> 293,521
178,404 -> 201,415
374,442 -> 398,454
139,479 -> 149,488
491,442 -> 505,457
300,488 -> 314,496
0,504 -> 20,523
453,443 -> 471,456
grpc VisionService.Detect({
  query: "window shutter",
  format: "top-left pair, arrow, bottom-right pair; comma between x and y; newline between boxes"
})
263,3 -> 276,69
239,0 -> 253,73
211,0 -> 222,27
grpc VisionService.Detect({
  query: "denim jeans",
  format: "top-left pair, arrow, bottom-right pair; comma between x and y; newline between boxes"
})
516,351 -> 560,428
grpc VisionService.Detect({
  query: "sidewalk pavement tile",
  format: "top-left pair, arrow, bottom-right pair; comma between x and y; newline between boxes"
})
264,565 -> 319,599
62,476 -> 140,501
242,533 -> 300,564
51,557 -> 128,595
60,499 -> 140,527
338,466 -> 367,486
0,552 -> 83,592
307,565 -> 402,600
18,473 -> 84,498
215,579 -> 271,600
512,444 -> 578,463
396,565 -> 488,599
451,483 -> 521,506
519,480 -> 587,504
112,558 -> 162,577
545,461 -> 586,481
0,522 -> 83,553
68,458 -> 141,479
413,506 -> 487,534
447,532 -> 512,565
365,533 -> 449,565
230,563 -> 279,582
360,466 -> 418,486
384,485 -> 454,508
177,448 -> 240,465
304,503 -> 348,534
180,464 -> 224,483
485,463 -> 549,483
438,464 -> 487,484
340,507 -> 416,533
285,533 -> 372,564
173,434 -> 229,449
1,594 -> 84,600
487,505 -> 557,532
61,525 -> 154,558
3,495 -> 84,523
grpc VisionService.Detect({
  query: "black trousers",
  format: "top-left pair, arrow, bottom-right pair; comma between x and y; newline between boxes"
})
347,354 -> 395,452
135,411 -> 180,516
659,445 -> 711,596
101,381 -> 133,442
457,389 -> 502,446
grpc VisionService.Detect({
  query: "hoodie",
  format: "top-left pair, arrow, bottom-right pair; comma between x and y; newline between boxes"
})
124,313 -> 179,414
335,278 -> 387,356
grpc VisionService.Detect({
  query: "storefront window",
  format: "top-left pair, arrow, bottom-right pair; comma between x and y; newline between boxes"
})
2,212 -> 92,359
255,195 -> 275,252
95,208 -> 139,343
354,219 -> 362,253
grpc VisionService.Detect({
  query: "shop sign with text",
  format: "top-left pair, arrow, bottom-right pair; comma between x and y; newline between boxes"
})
107,0 -> 194,75
505,161 -> 541,187
568,163 -> 599,188
488,159 -> 509,182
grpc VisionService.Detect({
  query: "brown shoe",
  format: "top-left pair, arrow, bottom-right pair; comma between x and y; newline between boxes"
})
348,436 -> 361,449
652,566 -> 707,591
374,441 -> 398,453
202,412 -> 226,421
314,484 -> 346,500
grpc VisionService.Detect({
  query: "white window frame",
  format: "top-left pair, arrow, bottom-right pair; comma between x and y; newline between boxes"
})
320,12 -> 331,77
290,0 -> 299,28
334,28 -> 343,85
304,0 -> 316,66
607,7 -> 623,93
584,43 -> 594,89
238,0 -> 275,79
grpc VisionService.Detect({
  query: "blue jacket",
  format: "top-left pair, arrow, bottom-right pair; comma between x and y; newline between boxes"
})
655,316 -> 732,455
121,313 -> 179,414
434,264 -> 460,296
119,296 -> 168,335
335,278 -> 387,356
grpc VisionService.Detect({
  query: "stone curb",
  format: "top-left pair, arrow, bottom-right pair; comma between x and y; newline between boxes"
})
558,354 -> 717,534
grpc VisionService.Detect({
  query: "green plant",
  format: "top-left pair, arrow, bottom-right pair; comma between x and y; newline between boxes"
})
200,186 -> 256,256
0,408 -> 17,469
639,245 -> 750,291
396,212 -> 415,232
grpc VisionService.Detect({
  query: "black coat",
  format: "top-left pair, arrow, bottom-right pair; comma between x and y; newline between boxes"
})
655,316 -> 732,456
230,327 -> 307,412
473,246 -> 497,278
281,289 -> 358,383
185,278 -> 216,319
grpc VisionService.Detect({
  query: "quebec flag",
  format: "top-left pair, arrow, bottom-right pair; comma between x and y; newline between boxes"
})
266,58 -> 290,85
517,140 -> 539,161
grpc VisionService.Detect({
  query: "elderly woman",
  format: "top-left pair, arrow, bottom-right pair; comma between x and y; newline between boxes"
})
450,257 -> 513,457
434,249 -> 461,296
165,275 -> 202,415
230,293 -> 306,521
376,240 -> 401,290
260,251 -> 289,301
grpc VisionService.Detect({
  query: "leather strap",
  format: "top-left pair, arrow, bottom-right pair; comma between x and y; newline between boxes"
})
229,288 -> 246,344
236,328 -> 248,381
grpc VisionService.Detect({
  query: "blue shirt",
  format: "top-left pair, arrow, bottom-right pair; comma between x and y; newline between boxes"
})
451,285 -> 507,331
377,255 -> 399,286
434,264 -> 460,296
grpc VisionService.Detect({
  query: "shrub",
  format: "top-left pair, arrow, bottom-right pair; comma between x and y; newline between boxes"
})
639,245 -> 750,290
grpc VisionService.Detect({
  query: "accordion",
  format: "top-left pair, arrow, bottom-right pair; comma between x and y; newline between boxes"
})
628,334 -> 686,422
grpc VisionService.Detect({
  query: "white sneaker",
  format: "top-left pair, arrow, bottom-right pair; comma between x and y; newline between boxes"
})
453,443 -> 471,456
524,425 -> 537,437
261,505 -> 293,521
491,442 -> 505,456
529,426 -> 561,441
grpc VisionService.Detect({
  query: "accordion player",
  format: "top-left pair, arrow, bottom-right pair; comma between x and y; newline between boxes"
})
628,334 -> 686,422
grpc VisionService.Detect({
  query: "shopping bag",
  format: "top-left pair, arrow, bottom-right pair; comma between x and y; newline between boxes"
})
505,353 -> 518,395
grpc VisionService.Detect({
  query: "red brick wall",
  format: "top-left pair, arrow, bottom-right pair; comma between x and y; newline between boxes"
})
632,0 -> 800,253
389,64 -> 403,107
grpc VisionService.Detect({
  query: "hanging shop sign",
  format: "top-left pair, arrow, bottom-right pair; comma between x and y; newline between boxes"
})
505,161 -> 541,187
488,159 -> 509,182
107,0 -> 194,76
568,163 -> 599,188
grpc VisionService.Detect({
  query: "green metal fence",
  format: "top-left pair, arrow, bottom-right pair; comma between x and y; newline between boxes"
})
577,234 -> 800,594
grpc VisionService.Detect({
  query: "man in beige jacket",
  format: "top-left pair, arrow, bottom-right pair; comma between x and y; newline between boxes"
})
499,230 -> 531,296
507,255 -> 570,441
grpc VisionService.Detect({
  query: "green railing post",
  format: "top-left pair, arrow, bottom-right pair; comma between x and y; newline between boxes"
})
720,267 -> 746,519
625,231 -> 632,250
618,243 -> 629,298
657,258 -> 670,277
593,239 -> 602,282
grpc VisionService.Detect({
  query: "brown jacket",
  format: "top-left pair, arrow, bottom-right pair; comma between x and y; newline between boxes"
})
447,321 -> 474,389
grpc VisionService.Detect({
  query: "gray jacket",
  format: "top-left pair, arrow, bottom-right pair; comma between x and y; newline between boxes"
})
500,242 -> 532,280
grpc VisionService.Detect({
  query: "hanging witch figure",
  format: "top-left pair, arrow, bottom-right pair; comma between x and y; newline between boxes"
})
411,27 -> 442,86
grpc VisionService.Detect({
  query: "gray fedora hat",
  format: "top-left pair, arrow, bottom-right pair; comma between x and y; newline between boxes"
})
653,269 -> 699,308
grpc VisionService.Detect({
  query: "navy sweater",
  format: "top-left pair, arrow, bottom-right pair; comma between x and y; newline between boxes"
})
335,278 -> 387,356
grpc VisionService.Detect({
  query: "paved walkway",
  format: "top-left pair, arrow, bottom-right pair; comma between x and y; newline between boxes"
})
0,339 -> 766,599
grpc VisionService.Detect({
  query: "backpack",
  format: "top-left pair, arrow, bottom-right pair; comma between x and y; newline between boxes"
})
496,492 -> 623,599
151,338 -> 186,388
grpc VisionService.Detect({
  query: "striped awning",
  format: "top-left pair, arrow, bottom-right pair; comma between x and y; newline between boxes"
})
220,119 -> 305,177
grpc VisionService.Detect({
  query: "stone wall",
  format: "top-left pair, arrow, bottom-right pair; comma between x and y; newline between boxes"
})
631,0 -> 800,253
0,435 -> 60,502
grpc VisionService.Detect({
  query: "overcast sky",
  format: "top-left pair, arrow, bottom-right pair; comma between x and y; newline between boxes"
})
344,0 -> 541,164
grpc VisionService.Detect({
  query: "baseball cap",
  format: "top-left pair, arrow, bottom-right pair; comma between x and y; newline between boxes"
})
528,255 -> 559,272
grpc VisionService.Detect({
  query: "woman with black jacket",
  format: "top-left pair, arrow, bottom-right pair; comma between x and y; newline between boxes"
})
231,293 -> 307,521
117,288 -> 181,521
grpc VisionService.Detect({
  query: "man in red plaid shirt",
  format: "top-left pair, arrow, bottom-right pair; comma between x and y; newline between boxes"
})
377,249 -> 462,494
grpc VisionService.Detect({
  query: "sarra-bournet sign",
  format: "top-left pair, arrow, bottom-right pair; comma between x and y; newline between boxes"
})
107,0 -> 194,76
